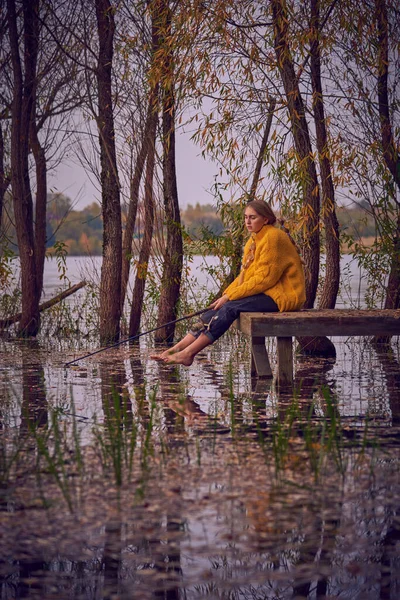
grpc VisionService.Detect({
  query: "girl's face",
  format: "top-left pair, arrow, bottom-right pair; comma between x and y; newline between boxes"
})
244,206 -> 269,233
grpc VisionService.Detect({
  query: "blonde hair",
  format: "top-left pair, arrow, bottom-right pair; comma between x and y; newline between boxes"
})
246,200 -> 303,262
246,200 -> 277,225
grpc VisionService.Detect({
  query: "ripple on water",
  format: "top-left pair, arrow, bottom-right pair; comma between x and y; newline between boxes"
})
0,336 -> 400,599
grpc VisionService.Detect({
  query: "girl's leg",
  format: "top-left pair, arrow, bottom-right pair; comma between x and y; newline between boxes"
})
163,333 -> 212,366
150,332 -> 197,361
157,295 -> 277,366
150,309 -> 217,361
203,294 -> 278,343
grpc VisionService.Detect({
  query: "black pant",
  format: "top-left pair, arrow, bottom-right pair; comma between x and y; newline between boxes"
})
190,294 -> 279,342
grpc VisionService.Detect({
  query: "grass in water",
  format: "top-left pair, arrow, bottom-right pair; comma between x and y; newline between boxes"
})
254,385 -> 378,483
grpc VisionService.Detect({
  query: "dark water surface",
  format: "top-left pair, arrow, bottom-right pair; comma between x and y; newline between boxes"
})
1,334 -> 400,599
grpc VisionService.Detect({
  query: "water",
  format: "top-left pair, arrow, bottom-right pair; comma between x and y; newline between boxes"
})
8,253 -> 370,308
1,341 -> 400,599
1,256 -> 399,599
37,254 -> 227,302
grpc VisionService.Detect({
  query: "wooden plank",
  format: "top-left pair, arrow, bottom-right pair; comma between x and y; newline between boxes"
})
239,310 -> 400,338
235,309 -> 400,384
277,337 -> 293,386
250,336 -> 272,378
237,314 -> 253,336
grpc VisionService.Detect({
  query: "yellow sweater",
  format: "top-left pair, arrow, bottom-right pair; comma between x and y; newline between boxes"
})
224,224 -> 306,312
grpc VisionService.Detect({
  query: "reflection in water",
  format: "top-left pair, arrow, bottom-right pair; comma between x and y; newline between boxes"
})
100,355 -> 132,428
20,340 -> 48,430
0,341 -> 49,599
373,344 -> 400,424
102,514 -> 123,600
291,508 -> 340,599
0,339 -> 400,599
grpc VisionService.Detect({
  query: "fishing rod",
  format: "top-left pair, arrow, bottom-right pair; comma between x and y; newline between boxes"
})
64,307 -> 210,368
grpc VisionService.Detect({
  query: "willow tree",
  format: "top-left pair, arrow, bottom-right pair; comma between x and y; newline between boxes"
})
182,1 -> 330,305
308,0 -> 340,309
128,0 -> 160,338
270,0 -> 321,307
4,0 -> 84,335
5,0 -> 80,336
7,0 -> 41,335
374,0 -> 400,313
119,0 -> 162,315
154,0 -> 184,343
95,0 -> 122,344
328,0 -> 399,317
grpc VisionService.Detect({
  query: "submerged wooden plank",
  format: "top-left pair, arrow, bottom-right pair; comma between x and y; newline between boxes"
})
276,337 -> 293,386
250,336 -> 272,378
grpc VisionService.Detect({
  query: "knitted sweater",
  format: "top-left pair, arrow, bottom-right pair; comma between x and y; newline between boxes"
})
224,224 -> 306,312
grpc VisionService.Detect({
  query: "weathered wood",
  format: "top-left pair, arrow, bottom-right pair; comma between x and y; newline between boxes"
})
0,280 -> 86,329
237,309 -> 400,385
250,336 -> 272,378
277,337 -> 293,386
240,309 -> 400,338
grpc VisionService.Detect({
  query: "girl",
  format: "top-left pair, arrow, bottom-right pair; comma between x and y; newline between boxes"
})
151,200 -> 306,366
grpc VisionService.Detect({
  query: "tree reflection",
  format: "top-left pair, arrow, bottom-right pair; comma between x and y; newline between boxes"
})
102,514 -> 123,599
1,340 -> 400,599
20,340 -> 48,430
95,352 -> 185,599
373,344 -> 400,424
378,506 -> 400,598
0,341 -> 49,599
99,353 -> 132,428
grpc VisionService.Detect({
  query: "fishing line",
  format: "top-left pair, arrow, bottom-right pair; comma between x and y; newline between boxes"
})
64,307 -> 210,368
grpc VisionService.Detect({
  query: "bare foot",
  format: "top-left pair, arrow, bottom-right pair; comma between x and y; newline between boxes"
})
150,349 -> 175,361
163,350 -> 194,366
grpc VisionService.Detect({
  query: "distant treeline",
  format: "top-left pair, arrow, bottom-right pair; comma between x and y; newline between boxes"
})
2,193 -> 377,256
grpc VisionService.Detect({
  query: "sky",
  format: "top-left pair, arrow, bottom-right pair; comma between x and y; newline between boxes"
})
49,131 -> 220,212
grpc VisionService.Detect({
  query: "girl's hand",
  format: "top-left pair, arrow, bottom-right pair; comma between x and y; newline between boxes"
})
209,294 -> 229,310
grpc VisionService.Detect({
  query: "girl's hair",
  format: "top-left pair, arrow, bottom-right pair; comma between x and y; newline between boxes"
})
246,199 -> 304,262
246,200 -> 277,225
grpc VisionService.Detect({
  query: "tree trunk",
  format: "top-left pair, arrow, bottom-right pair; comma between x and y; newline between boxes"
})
271,0 -> 320,308
295,0 -> 339,357
153,98 -> 183,343
7,0 -> 40,336
128,112 -> 158,338
127,1 -> 161,338
121,86 -> 159,315
30,122 -> 47,297
383,214 -> 400,310
154,1 -> 183,344
95,0 -> 122,344
310,0 -> 340,310
375,0 -> 400,308
375,0 -> 400,191
0,127 -> 10,241
373,0 -> 400,344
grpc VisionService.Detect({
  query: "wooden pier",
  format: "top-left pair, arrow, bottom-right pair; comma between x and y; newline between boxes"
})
237,309 -> 400,385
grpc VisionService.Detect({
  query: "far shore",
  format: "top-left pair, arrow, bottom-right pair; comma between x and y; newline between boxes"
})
42,236 -> 377,259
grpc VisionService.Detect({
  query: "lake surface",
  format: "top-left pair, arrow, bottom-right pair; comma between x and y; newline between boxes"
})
38,253 -> 372,309
1,255 -> 399,599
